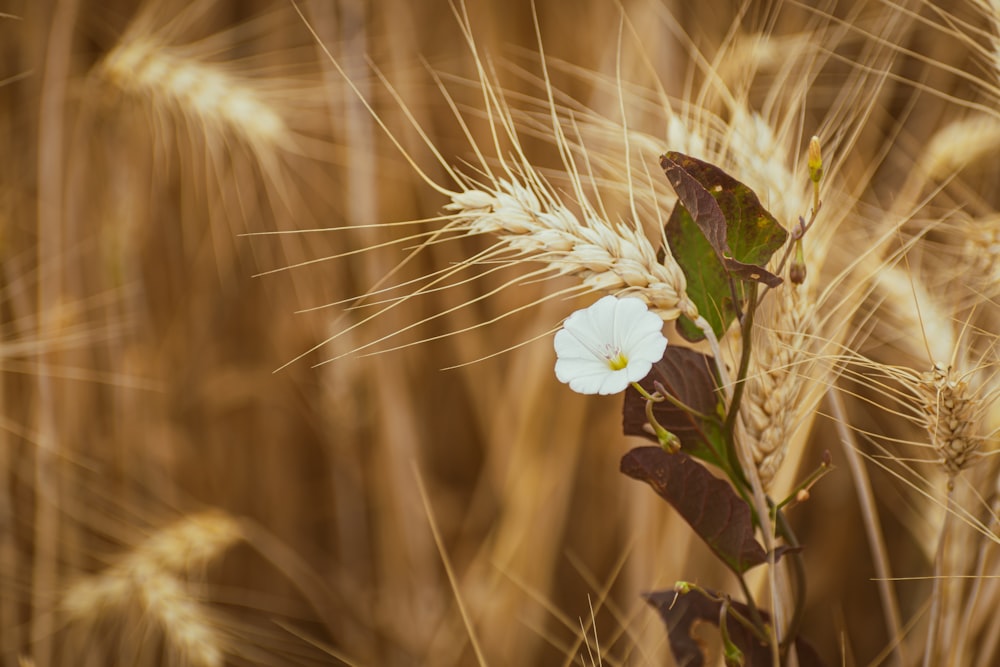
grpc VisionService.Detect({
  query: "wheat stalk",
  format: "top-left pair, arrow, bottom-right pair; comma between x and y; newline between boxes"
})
275,1 -> 708,369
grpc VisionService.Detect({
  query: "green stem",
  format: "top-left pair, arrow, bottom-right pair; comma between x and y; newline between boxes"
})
721,282 -> 759,493
631,381 -> 712,420
733,571 -> 769,642
685,582 -> 770,646
632,381 -> 728,460
631,382 -> 658,402
643,398 -> 679,452
762,197 -> 821,303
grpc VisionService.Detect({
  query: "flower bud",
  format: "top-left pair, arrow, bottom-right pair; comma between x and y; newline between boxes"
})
659,428 -> 681,453
789,240 -> 807,284
808,136 -> 823,184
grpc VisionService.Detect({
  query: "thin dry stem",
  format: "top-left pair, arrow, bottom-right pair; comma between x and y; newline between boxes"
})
827,387 -> 905,665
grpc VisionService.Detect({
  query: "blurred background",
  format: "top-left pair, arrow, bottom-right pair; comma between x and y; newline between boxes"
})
4,0 -> 1000,665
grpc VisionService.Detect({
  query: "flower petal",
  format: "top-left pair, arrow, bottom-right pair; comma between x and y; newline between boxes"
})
555,356 -> 609,384
553,327 -> 599,361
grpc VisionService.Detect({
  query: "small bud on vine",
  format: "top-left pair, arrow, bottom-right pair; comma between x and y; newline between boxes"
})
808,136 -> 823,184
789,239 -> 807,284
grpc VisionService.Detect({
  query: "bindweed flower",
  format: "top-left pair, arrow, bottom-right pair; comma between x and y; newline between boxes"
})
554,295 -> 668,395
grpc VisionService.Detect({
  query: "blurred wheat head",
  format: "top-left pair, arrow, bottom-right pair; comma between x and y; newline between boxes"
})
6,0 -> 1000,666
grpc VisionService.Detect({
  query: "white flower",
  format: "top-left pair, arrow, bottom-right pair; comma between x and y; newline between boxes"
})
554,295 -> 668,395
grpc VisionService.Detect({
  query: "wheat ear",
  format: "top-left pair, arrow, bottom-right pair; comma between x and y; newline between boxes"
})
444,178 -> 697,322
131,563 -> 223,667
61,512 -> 241,666
917,364 -> 984,478
742,282 -> 816,489
958,215 -> 1000,294
62,563 -> 225,667
98,37 -> 290,152
131,510 -> 243,574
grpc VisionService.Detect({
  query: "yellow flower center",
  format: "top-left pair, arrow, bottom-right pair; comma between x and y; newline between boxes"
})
607,351 -> 629,371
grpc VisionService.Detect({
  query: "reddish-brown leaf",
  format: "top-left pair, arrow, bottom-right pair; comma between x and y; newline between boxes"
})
660,152 -> 787,340
660,152 -> 787,289
620,446 -> 766,574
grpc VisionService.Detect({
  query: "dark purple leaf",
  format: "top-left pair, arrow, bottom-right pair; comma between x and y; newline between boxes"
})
620,446 -> 766,574
661,154 -> 733,258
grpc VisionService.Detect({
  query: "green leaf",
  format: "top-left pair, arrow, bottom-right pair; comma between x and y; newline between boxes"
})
663,203 -> 732,340
660,152 -> 788,340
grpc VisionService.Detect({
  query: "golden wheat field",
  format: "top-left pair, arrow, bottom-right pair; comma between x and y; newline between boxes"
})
5,0 -> 1000,665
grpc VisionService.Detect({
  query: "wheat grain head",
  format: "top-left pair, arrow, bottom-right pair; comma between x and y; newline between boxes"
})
59,511 -> 243,666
